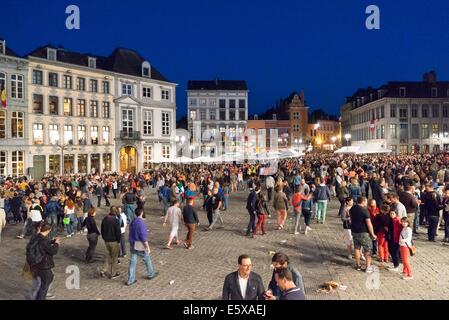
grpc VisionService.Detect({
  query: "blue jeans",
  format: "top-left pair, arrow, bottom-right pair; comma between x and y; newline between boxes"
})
223,196 -> 229,210
162,198 -> 169,215
127,248 -> 156,284
316,200 -> 328,223
77,217 -> 84,232
124,204 -> 136,222
46,214 -> 58,239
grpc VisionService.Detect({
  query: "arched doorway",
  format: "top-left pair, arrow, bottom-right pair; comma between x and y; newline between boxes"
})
120,146 -> 137,173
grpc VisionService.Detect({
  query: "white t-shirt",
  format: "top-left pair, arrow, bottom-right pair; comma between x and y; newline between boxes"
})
238,274 -> 249,299
120,213 -> 127,234
395,202 -> 407,219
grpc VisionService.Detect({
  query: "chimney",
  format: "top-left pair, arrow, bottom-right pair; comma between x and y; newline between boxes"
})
423,71 -> 437,83
0,39 -> 5,55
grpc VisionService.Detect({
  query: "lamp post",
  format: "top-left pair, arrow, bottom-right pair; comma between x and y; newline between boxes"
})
344,133 -> 351,146
56,143 -> 73,176
331,136 -> 337,150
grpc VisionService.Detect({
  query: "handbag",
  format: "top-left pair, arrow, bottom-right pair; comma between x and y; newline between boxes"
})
63,216 -> 71,225
401,234 -> 417,256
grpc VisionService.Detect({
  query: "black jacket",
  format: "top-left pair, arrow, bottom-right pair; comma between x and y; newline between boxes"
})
32,234 -> 59,271
101,215 -> 121,242
182,205 -> 199,224
222,271 -> 265,300
246,191 -> 257,212
399,191 -> 418,214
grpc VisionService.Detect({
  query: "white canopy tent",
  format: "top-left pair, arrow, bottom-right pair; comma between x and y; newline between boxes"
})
356,144 -> 392,154
334,146 -> 359,154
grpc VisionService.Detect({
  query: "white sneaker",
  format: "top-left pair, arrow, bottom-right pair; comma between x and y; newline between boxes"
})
348,255 -> 353,260
306,226 -> 312,231
365,266 -> 374,273
361,255 -> 366,261
66,234 -> 72,238
294,232 -> 300,235
388,267 -> 399,272
402,276 -> 414,280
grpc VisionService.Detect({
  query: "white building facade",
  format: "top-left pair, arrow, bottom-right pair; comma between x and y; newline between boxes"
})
0,39 -> 29,177
341,71 -> 449,154
187,80 -> 248,157
27,45 -> 116,177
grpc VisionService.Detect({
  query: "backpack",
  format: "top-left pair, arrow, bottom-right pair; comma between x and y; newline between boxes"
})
26,237 -> 44,267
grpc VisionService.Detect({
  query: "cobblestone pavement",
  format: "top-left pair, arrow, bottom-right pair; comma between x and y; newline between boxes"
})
0,189 -> 448,300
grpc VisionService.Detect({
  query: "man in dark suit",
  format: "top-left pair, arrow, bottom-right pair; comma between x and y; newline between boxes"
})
222,254 -> 265,300
245,187 -> 259,237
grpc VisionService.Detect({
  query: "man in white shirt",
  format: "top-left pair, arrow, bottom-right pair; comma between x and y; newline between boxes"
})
265,176 -> 275,202
391,194 -> 407,219
222,255 -> 265,300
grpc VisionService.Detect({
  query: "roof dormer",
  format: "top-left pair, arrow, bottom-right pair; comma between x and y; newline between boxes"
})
0,40 -> 5,55
88,57 -> 97,69
47,47 -> 57,61
142,61 -> 151,78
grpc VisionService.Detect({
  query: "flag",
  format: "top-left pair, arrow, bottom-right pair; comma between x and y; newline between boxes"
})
1,85 -> 6,109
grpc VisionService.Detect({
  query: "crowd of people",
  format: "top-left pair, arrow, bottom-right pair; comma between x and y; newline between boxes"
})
0,151 -> 449,299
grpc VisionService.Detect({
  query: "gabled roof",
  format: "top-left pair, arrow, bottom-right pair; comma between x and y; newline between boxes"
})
188,80 -> 248,91
26,44 -> 170,82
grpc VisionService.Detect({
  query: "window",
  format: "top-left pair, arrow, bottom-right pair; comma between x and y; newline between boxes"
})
64,98 -> 73,116
143,67 -> 150,77
432,124 -> 439,138
219,99 -> 226,108
444,105 -> 449,118
189,110 -> 197,121
190,99 -> 197,106
380,125 -> 385,139
162,112 -> 170,136
411,124 -> 419,139
431,87 -> 438,97
293,112 -> 299,120
122,83 -> 132,95
389,124 -> 397,139
220,110 -> 226,121
33,94 -> 43,114
142,87 -> 152,98
48,72 -> 58,87
210,99 -> 217,107
390,104 -> 396,118
399,87 -> 406,97
47,48 -> 57,61
411,105 -> 418,118
102,126 -> 110,144
90,101 -> 98,118
199,99 -> 207,106
11,74 -> 24,99
432,104 -> 440,118
0,111 -> 5,139
239,99 -> 246,108
421,124 -> 429,139
162,145 -> 170,158
48,96 -> 58,115
63,75 -> 72,89
33,123 -> 43,145
90,79 -> 98,93
143,111 -> 152,135
11,112 -> 24,138
200,110 -> 206,120
210,110 -> 216,121
63,125 -> 73,145
49,124 -> 59,145
77,99 -> 86,117
422,105 -> 429,118
91,126 -> 98,144
380,106 -> 385,118
229,110 -> 236,121
122,109 -> 133,136
103,153 -> 112,172
239,110 -> 245,121
11,151 -> 24,176
400,124 -> 408,140
78,125 -> 86,145
0,151 -> 6,176
32,70 -> 43,85
88,57 -> 96,69
0,72 -> 5,89
77,77 -> 86,91
102,102 -> 110,118
293,124 -> 299,132
390,145 -> 397,154
399,107 -> 408,118
162,89 -> 170,100
400,145 -> 408,154
143,146 -> 152,169
229,99 -> 236,108
102,81 -> 110,94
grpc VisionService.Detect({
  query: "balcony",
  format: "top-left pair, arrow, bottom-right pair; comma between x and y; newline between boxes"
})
120,130 -> 141,140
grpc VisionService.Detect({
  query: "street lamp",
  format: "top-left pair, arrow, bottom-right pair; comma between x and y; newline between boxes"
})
344,134 -> 351,146
56,142 -> 73,176
331,136 -> 337,151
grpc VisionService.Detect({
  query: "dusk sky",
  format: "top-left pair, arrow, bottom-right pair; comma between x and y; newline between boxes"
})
3,0 -> 449,119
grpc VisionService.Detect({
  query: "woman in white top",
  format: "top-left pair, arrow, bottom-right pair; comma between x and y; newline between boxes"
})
64,199 -> 76,238
399,217 -> 413,280
163,200 -> 183,249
